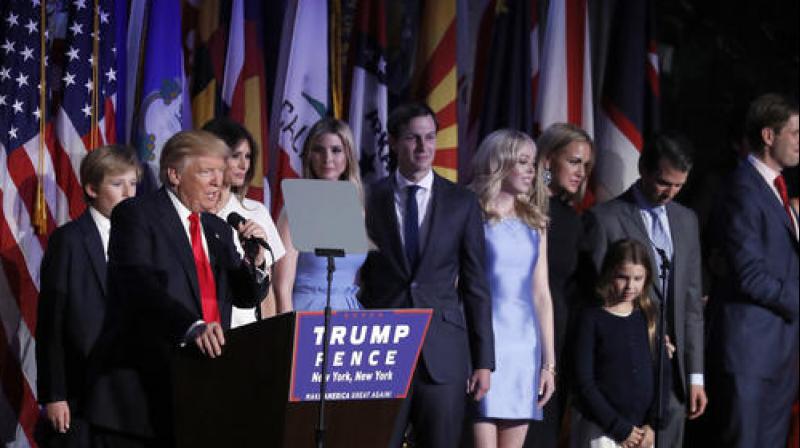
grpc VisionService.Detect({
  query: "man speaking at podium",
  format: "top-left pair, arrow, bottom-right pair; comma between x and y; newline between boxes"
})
361,102 -> 495,447
87,130 -> 269,447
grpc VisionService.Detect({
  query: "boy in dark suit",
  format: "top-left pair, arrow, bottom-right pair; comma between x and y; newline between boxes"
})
360,102 -> 494,447
37,145 -> 139,447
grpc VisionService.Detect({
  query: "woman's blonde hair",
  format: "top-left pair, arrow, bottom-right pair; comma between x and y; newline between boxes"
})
535,122 -> 594,204
596,239 -> 658,355
469,129 -> 548,230
301,117 -> 363,201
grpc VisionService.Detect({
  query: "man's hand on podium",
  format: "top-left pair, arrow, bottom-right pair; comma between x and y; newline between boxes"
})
194,321 -> 226,358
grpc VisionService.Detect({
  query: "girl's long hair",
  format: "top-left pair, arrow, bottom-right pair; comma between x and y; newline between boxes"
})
596,239 -> 658,354
300,117 -> 364,202
469,129 -> 548,230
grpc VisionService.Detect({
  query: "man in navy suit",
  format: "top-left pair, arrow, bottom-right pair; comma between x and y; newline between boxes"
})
87,130 -> 269,446
37,146 -> 139,447
707,93 -> 799,447
360,102 -> 494,447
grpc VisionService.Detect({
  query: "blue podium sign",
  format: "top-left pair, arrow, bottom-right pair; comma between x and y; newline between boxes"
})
289,309 -> 432,402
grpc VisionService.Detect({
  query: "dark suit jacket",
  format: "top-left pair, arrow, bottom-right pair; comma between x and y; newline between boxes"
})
707,160 -> 799,379
37,210 -> 107,413
582,185 -> 704,395
87,187 -> 266,438
360,174 -> 494,384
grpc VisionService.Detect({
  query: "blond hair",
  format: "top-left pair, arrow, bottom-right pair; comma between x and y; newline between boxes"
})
470,129 -> 548,230
535,122 -> 594,204
301,117 -> 364,201
80,145 -> 141,204
159,130 -> 229,186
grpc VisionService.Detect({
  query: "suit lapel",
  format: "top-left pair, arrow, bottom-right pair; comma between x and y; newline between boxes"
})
155,189 -> 202,309
77,211 -> 107,295
665,203 -> 684,306
415,175 -> 444,277
743,161 -> 797,240
375,178 -> 410,276
201,213 -> 223,269
619,189 -> 661,291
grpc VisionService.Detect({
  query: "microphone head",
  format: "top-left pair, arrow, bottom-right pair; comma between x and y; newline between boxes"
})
226,212 -> 246,228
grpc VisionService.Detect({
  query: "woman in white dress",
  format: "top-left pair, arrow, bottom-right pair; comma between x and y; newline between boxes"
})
203,117 -> 286,326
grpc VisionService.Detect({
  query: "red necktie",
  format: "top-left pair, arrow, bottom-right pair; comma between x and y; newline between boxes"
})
774,175 -> 794,222
189,213 -> 220,323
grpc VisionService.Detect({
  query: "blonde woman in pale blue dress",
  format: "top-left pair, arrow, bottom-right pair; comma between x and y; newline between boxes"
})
273,118 -> 366,313
470,129 -> 556,448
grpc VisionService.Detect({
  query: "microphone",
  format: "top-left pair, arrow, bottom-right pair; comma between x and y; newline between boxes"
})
226,212 -> 272,251
654,247 -> 671,271
226,212 -> 275,266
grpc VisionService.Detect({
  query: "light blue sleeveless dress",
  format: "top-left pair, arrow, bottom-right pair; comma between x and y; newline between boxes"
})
291,252 -> 366,311
477,218 -> 543,420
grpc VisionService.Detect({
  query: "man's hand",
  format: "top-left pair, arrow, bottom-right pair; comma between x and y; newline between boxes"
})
664,335 -> 676,359
236,219 -> 267,266
467,368 -> 491,401
687,384 -> 708,419
46,401 -> 70,433
194,321 -> 225,358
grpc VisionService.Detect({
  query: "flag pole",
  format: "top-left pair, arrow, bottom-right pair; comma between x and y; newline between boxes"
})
91,0 -> 101,150
329,0 -> 343,119
33,0 -> 48,235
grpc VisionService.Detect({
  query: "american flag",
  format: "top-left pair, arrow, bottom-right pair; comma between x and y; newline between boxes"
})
0,0 -> 117,445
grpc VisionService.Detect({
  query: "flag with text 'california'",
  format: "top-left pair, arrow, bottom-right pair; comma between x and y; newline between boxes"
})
269,0 -> 329,214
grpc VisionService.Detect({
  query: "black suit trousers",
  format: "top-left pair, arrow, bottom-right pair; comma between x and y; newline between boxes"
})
390,362 -> 468,448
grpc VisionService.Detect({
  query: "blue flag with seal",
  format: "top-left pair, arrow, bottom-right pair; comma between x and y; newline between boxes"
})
134,0 -> 190,188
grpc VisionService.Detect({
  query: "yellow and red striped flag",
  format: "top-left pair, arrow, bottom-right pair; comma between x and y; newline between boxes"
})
413,0 -> 458,181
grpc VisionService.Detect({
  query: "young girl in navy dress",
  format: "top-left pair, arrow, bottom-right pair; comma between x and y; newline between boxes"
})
571,239 -> 670,448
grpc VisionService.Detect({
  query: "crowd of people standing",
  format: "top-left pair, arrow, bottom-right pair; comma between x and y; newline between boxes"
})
35,92 -> 798,447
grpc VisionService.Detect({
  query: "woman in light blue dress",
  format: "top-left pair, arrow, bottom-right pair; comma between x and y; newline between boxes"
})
470,129 -> 556,448
273,118 -> 366,312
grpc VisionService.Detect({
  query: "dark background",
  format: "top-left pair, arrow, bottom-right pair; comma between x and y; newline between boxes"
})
656,0 -> 799,203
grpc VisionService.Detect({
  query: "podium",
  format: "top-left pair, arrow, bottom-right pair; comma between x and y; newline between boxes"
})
173,309 -> 432,448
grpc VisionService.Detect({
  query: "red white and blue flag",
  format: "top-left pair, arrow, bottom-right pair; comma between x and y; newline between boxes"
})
594,0 -> 659,201
222,0 -> 271,204
1,0 -> 118,445
534,0 -> 593,136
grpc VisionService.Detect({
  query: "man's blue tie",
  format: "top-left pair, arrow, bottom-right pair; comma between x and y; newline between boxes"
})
404,185 -> 421,269
649,207 -> 672,276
